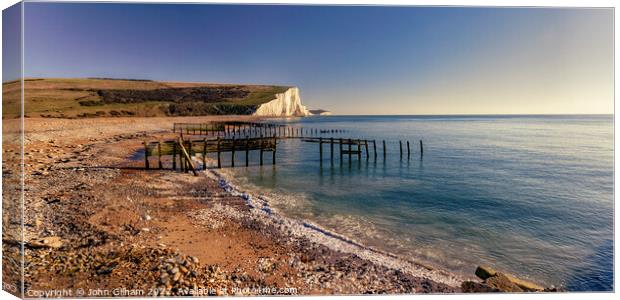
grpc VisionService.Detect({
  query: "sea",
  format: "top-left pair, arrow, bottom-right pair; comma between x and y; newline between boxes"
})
216,115 -> 613,291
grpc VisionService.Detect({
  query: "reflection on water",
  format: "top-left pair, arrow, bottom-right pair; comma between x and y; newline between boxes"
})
222,115 -> 613,291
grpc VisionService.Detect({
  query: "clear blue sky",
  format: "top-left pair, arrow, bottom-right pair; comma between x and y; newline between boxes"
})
6,3 -> 614,114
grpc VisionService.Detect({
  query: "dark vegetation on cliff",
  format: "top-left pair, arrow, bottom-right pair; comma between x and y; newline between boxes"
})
2,78 -> 288,118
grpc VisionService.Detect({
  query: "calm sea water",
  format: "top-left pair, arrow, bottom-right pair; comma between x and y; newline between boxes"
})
221,115 -> 613,291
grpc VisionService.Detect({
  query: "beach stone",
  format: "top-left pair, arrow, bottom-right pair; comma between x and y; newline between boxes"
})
475,265 -> 497,280
461,281 -> 499,293
506,275 -> 544,292
29,236 -> 63,249
485,273 -> 523,292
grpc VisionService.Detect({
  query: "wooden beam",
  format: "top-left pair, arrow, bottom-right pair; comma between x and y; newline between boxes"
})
178,137 -> 197,176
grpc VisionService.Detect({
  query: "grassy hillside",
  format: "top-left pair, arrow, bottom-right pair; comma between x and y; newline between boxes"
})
2,78 -> 290,118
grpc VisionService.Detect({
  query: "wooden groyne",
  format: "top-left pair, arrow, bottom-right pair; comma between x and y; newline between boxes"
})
144,135 -> 278,173
302,137 -> 424,163
173,121 -> 346,139
144,123 -> 424,174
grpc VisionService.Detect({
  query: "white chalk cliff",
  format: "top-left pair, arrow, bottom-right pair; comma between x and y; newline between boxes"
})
253,87 -> 311,117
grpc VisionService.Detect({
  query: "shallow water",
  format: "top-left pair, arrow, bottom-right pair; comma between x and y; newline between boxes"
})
218,115 -> 613,291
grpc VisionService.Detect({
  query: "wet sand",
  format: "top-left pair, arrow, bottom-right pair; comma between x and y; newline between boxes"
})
3,116 -> 464,296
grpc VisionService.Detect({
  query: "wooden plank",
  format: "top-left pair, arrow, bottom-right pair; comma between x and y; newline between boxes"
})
178,137 -> 197,176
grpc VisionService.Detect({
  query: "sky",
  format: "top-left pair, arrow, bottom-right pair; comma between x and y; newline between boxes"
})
4,3 -> 614,115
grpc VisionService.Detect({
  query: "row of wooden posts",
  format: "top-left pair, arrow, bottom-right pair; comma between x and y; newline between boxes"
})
145,136 -> 424,175
144,135 -> 279,174
304,137 -> 424,163
173,122 -> 346,138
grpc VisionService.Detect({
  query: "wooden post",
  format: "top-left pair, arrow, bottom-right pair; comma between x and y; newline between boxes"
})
365,141 -> 369,160
330,137 -> 334,164
202,138 -> 207,167
319,137 -> 323,161
399,141 -> 403,160
348,139 -> 352,161
144,141 -> 150,169
357,140 -> 362,160
172,142 -> 177,170
407,141 -> 410,159
158,141 -> 163,169
373,140 -> 377,160
272,134 -> 277,165
420,140 -> 424,156
217,137 -> 221,168
245,136 -> 249,167
180,143 -> 185,172
178,137 -> 197,176
260,135 -> 264,165
231,137 -> 236,167
383,140 -> 386,160
339,138 -> 344,162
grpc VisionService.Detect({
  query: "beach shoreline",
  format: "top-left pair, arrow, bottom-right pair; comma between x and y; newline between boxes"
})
3,116 -> 464,296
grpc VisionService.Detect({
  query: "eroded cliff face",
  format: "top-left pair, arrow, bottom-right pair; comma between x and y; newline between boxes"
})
253,87 -> 310,117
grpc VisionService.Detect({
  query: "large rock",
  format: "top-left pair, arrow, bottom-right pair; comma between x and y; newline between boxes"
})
475,265 -> 497,280
474,265 -> 545,292
485,273 -> 524,292
461,281 -> 500,292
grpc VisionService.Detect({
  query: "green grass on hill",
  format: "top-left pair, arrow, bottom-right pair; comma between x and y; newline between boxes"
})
2,78 -> 291,118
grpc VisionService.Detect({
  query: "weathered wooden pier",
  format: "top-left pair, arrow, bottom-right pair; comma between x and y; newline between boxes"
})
144,122 -> 424,175
144,135 -> 278,174
173,121 -> 346,138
